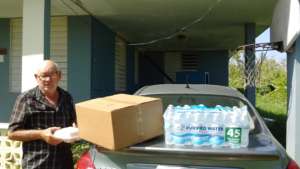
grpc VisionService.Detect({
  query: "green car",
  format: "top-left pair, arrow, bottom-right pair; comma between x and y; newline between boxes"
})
76,84 -> 299,169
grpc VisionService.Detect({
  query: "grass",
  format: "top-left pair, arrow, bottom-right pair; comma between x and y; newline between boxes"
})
256,87 -> 287,147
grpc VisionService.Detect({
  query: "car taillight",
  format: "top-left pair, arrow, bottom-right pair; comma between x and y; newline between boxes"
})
76,151 -> 96,169
287,160 -> 300,169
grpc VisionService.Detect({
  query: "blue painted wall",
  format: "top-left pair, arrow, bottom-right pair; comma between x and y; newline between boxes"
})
0,19 -> 18,122
90,18 -> 116,98
64,16 -> 118,102
139,50 -> 229,87
176,71 -> 203,84
176,51 -> 229,85
139,52 -> 165,88
67,16 -> 117,101
197,50 -> 229,85
68,16 -> 92,102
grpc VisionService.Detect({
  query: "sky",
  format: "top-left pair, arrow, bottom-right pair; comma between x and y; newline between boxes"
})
255,28 -> 287,62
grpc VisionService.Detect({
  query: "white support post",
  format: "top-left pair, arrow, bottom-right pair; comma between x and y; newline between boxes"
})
287,38 -> 300,164
21,0 -> 50,92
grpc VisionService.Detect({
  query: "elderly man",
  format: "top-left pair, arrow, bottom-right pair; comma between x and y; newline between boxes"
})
8,60 -> 77,169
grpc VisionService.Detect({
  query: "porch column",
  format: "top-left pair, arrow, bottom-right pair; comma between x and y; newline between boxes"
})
286,37 -> 300,164
244,23 -> 256,105
21,0 -> 50,92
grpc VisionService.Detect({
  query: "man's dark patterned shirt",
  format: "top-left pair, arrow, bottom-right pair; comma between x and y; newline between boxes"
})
9,86 -> 77,169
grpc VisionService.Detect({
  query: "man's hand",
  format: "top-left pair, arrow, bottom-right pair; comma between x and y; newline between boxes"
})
41,127 -> 63,145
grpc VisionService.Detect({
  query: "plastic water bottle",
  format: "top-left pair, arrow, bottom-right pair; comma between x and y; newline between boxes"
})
163,105 -> 174,145
224,108 -> 242,149
240,106 -> 250,147
171,106 -> 187,146
208,109 -> 224,148
182,105 -> 192,145
220,106 -> 231,147
190,106 -> 210,147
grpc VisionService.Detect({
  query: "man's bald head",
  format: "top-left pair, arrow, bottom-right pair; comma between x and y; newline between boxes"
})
34,60 -> 61,95
35,60 -> 60,75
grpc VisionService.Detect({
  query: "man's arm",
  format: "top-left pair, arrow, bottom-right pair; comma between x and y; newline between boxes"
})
9,94 -> 62,145
8,127 -> 63,145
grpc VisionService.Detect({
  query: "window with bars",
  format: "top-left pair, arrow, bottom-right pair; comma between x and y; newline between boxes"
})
181,53 -> 199,71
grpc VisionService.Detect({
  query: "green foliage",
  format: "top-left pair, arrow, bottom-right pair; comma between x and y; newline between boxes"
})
257,87 -> 287,114
229,63 -> 244,88
257,59 -> 286,88
229,51 -> 244,89
229,53 -> 287,146
72,141 -> 92,166
256,87 -> 287,146
229,53 -> 287,89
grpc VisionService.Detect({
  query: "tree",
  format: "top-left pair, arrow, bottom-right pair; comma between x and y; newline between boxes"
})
229,50 -> 287,91
229,50 -> 244,89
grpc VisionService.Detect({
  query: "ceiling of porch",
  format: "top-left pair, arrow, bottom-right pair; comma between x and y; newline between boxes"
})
0,0 -> 278,51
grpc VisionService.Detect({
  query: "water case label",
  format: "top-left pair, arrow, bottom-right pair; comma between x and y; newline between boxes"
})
225,127 -> 241,144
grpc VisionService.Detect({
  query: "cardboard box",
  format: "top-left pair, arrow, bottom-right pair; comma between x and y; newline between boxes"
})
76,94 -> 163,150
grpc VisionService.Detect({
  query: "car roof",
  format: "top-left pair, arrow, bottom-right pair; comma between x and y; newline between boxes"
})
135,84 -> 247,101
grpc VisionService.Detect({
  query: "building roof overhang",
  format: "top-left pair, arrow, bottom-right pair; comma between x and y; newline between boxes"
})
0,0 -> 278,51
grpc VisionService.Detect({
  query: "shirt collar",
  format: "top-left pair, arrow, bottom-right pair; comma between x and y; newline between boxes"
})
34,86 -> 63,108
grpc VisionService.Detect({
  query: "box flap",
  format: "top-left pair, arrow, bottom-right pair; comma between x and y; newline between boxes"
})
76,98 -> 134,112
104,94 -> 161,105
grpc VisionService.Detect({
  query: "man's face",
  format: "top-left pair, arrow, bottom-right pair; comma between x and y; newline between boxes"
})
35,65 -> 61,94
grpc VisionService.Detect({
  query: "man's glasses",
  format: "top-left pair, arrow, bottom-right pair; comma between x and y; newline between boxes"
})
35,71 -> 58,80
